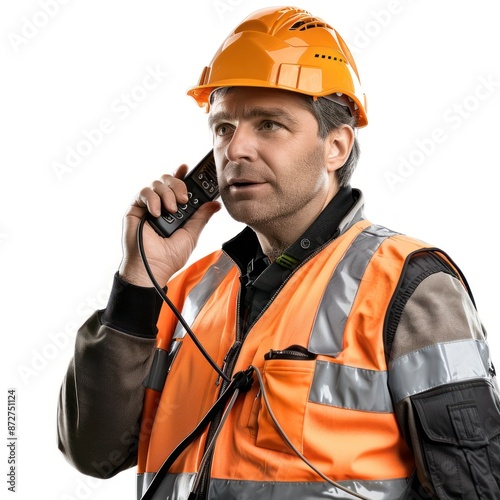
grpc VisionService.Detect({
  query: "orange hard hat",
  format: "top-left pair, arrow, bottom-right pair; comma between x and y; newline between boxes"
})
187,6 -> 367,127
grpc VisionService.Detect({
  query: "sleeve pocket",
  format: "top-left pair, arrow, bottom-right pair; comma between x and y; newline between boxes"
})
412,380 -> 500,499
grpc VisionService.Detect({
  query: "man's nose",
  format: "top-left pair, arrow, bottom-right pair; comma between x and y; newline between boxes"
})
225,125 -> 257,163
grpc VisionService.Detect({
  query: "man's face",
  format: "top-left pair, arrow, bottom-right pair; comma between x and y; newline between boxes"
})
208,87 -> 339,236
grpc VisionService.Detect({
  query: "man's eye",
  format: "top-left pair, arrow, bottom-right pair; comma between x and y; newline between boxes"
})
261,121 -> 281,131
215,124 -> 232,136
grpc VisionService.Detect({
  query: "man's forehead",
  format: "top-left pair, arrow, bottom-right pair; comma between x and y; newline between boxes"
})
208,86 -> 308,119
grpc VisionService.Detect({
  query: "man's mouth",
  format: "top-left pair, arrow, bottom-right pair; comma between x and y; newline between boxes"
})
227,177 -> 263,188
231,181 -> 254,187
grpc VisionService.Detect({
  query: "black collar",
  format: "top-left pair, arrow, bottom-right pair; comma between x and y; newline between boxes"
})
222,186 -> 360,276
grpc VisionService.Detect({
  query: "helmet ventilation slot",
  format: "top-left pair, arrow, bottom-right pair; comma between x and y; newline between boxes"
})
289,19 -> 333,31
314,54 -> 346,63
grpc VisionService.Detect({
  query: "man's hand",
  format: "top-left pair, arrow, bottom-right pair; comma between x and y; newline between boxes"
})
118,164 -> 221,287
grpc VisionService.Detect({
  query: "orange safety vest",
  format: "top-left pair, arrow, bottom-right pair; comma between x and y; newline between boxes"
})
136,219 -> 459,499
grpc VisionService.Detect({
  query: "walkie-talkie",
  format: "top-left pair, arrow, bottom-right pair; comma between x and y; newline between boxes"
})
147,150 -> 219,238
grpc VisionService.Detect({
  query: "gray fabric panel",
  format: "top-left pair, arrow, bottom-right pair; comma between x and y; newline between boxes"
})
390,272 -> 485,361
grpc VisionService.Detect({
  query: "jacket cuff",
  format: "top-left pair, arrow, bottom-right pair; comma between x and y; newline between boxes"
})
100,272 -> 165,338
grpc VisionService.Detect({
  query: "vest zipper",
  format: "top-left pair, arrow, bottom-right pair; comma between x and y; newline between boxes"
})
264,344 -> 316,361
192,242 -> 334,498
192,353 -> 242,499
244,240 -> 334,333
191,287 -> 244,499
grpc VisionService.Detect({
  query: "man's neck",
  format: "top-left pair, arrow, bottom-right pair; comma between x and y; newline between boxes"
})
222,186 -> 358,275
253,192 -> 337,261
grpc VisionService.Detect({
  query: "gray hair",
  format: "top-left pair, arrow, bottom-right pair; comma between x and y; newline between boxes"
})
209,87 -> 360,187
299,96 -> 360,187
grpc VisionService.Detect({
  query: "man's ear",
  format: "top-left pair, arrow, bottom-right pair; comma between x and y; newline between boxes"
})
325,125 -> 355,173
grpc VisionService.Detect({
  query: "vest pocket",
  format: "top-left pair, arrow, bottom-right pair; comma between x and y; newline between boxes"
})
252,354 -> 316,455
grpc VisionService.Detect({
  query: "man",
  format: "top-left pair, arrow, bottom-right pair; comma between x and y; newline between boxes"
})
57,6 -> 500,500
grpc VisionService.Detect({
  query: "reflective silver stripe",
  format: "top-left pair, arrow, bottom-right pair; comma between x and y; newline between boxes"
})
310,360 -> 393,412
173,253 -> 234,339
137,473 -> 409,500
137,472 -> 196,500
309,225 -> 398,356
209,477 -> 409,499
389,339 -> 491,403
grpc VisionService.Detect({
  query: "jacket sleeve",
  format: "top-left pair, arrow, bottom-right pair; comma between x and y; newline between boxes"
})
387,253 -> 500,499
57,274 -> 163,478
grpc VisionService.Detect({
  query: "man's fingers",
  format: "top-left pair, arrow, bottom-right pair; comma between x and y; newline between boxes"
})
132,172 -> 190,217
172,164 -> 189,179
134,186 -> 161,217
181,201 -> 222,240
154,177 -> 189,212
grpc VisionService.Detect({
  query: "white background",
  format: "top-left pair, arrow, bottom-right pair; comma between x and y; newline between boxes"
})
1,0 -> 499,498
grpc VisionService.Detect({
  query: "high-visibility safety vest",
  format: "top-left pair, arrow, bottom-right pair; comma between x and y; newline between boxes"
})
136,219 -> 465,499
